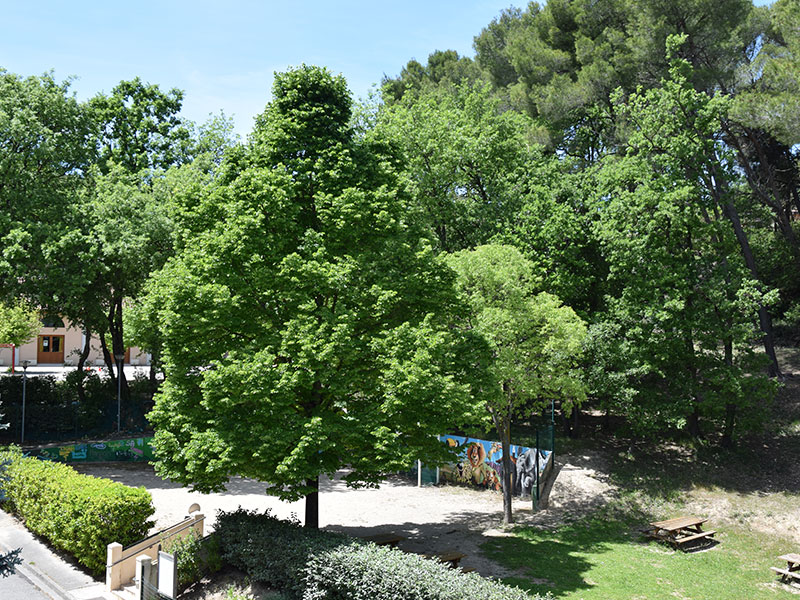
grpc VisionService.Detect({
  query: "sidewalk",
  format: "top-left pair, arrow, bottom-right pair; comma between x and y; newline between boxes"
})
2,364 -> 151,382
0,509 -> 115,600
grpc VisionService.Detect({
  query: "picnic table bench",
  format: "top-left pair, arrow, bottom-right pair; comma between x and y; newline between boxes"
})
360,533 -> 405,548
422,551 -> 467,569
771,553 -> 800,583
644,516 -> 716,548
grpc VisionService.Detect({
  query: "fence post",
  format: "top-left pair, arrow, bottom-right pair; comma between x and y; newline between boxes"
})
106,542 -> 122,591
135,554 -> 155,600
192,512 -> 205,537
534,429 -> 540,509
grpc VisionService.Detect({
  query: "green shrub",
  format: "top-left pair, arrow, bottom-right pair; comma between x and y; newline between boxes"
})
163,530 -> 203,588
0,446 -> 154,574
303,542 -> 540,600
162,530 -> 223,589
216,509 -> 356,598
215,509 -> 546,600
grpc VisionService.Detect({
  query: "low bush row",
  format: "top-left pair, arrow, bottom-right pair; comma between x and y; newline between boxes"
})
0,446 -> 154,574
215,508 -> 544,600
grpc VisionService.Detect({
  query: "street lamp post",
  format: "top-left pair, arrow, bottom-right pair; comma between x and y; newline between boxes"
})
114,353 -> 125,433
21,360 -> 30,444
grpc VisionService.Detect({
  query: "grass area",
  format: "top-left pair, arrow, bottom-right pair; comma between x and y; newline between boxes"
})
484,378 -> 800,600
482,510 -> 795,599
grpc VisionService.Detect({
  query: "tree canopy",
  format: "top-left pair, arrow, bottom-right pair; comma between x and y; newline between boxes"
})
142,65 -> 491,527
446,244 -> 586,523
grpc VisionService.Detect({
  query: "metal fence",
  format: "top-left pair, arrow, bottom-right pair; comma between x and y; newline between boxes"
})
0,373 -> 153,444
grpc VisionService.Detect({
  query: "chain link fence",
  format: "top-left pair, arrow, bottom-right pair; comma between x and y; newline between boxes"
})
0,372 -> 155,444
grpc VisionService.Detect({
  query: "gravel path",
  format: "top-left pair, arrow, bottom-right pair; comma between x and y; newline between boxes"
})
75,452 -> 614,579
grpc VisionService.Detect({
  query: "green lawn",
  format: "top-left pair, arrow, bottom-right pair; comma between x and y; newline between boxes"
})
482,512 -> 795,599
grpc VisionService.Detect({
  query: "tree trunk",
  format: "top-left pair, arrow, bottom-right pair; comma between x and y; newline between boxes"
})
304,476 -> 319,529
501,424 -> 513,526
721,338 -> 736,448
99,335 -> 115,384
109,295 -> 129,400
570,405 -> 580,439
687,405 -> 701,438
718,196 -> 781,378
75,329 -> 92,404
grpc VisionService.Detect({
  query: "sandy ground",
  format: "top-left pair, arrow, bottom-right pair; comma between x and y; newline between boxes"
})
74,451 -> 616,579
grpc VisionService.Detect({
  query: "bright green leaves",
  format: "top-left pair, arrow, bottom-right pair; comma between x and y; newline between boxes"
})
593,48 -> 777,437
374,82 -> 538,252
0,300 -> 41,346
89,77 -> 191,174
446,244 -> 586,524
145,66 -> 489,505
446,244 -> 587,419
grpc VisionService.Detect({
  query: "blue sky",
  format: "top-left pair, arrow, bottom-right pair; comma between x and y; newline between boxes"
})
2,1 -> 774,138
2,1 -> 514,137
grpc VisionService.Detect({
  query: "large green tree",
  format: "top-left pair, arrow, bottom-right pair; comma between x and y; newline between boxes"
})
374,82 -> 539,252
0,70 -> 94,313
143,66 -> 489,528
79,78 -> 190,390
594,46 -> 778,441
446,244 -> 586,524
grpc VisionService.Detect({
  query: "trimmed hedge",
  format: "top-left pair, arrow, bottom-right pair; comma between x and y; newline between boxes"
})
303,542 -> 540,600
216,508 -> 357,597
0,447 -> 154,574
215,509 -> 545,600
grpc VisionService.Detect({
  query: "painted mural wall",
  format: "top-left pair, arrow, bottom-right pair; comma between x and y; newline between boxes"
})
438,434 -> 551,496
35,437 -> 154,463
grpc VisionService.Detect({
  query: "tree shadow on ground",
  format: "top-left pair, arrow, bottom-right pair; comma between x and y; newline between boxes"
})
323,504 -> 636,594
571,376 -> 800,500
477,513 -> 641,597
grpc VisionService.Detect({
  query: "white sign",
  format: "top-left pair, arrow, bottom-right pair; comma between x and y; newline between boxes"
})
158,551 -> 177,599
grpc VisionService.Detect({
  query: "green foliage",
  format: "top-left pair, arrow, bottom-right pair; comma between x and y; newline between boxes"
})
497,161 -> 606,316
0,301 -> 40,347
593,46 -> 778,437
0,371 -> 155,441
0,446 -> 154,574
381,50 -> 481,105
446,244 -> 586,522
89,77 -> 191,174
0,69 -> 94,315
216,509 -> 357,597
303,542 -> 542,600
473,0 -> 754,156
162,530 -> 222,589
215,509 -> 542,600
374,82 -> 540,252
446,245 -> 587,417
143,65 -> 491,515
731,0 -> 800,147
0,547 -> 21,578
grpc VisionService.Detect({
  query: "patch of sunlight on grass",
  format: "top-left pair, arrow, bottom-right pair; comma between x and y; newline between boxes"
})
481,512 -> 794,599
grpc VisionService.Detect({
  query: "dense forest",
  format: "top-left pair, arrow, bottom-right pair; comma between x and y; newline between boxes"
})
1,0 -> 798,462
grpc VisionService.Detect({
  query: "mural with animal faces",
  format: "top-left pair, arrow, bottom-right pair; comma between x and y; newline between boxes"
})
438,435 -> 551,496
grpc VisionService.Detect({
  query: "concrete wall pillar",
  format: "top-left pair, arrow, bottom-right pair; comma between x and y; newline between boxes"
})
106,542 -> 122,591
135,554 -> 156,600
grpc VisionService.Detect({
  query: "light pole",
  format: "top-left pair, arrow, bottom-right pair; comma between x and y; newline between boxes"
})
114,353 -> 125,433
21,360 -> 30,444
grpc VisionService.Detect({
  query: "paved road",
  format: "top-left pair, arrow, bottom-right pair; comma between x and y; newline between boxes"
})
1,571 -> 55,600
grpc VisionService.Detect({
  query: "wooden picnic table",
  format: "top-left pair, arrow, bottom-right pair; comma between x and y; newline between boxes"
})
644,516 -> 716,548
771,553 -> 800,583
422,551 -> 467,569
360,533 -> 405,548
